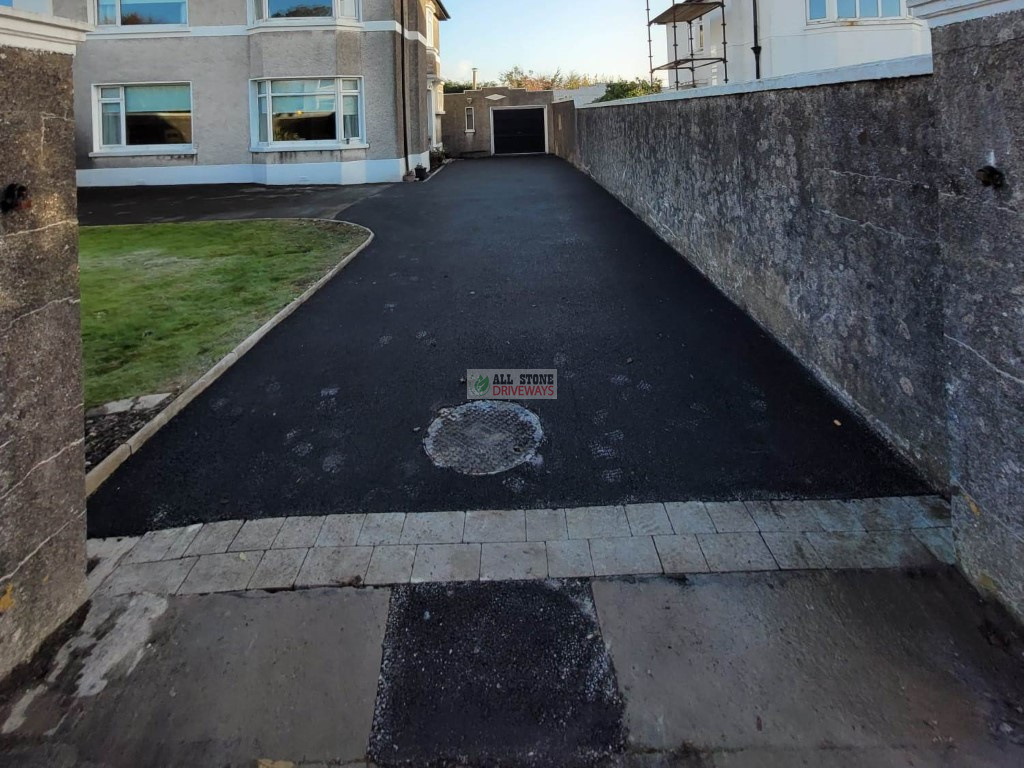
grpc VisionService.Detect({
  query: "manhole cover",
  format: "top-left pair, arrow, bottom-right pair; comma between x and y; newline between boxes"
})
423,401 -> 543,476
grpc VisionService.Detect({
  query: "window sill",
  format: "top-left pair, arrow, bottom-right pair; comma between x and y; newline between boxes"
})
91,24 -> 190,36
464,130 -> 476,134
806,17 -> 917,28
249,142 -> 368,153
90,147 -> 196,157
248,17 -> 361,31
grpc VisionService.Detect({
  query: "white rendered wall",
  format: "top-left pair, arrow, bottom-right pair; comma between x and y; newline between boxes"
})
663,0 -> 931,88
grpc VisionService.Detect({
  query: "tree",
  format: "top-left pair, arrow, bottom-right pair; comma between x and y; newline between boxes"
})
444,80 -> 498,93
594,79 -> 662,103
498,67 -> 604,91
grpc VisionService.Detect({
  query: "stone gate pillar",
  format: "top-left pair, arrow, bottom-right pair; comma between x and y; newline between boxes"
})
0,2 -> 90,679
910,0 -> 1024,621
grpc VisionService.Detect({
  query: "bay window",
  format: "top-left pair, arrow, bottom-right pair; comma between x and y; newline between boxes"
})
253,78 -> 363,148
250,0 -> 358,22
96,83 -> 193,151
97,0 -> 188,26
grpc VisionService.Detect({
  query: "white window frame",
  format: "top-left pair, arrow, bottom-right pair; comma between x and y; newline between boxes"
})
249,0 -> 360,26
425,3 -> 436,48
95,0 -> 189,28
807,0 -> 908,22
250,76 -> 366,151
91,81 -> 195,156
464,106 -> 475,133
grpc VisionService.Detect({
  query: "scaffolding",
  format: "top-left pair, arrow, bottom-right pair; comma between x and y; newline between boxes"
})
647,1 -> 728,90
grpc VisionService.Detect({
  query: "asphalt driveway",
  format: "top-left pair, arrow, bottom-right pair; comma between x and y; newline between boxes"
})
85,157 -> 928,537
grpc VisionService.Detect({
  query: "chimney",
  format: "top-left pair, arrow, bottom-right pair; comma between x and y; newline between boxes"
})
472,67 -> 478,90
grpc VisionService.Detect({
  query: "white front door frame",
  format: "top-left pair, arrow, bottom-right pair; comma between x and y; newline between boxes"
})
489,105 -> 549,156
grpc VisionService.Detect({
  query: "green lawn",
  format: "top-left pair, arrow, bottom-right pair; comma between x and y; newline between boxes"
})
80,220 -> 368,409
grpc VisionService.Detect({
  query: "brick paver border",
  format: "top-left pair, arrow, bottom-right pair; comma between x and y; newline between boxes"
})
88,497 -> 954,598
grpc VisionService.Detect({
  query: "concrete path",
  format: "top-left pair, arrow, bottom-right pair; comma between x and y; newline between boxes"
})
85,158 -> 928,538
2,569 -> 1022,767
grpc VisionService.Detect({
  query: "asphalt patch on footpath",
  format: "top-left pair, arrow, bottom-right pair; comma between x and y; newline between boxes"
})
369,580 -> 625,767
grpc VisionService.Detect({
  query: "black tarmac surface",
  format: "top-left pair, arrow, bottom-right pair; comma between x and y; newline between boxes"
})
86,157 -> 928,537
369,581 -> 624,766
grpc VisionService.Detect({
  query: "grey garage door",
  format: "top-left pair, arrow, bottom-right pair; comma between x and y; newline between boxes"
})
493,109 -> 546,155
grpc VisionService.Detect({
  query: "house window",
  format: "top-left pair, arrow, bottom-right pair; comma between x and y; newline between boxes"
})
97,0 -> 188,26
846,0 -> 902,16
426,4 -> 435,47
465,107 -> 475,132
250,0 -> 357,21
96,83 -> 192,149
808,0 -> 827,20
253,78 -> 363,147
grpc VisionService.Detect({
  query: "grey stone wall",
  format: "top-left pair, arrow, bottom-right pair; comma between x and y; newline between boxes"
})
560,12 -> 1023,620
0,44 -> 86,678
929,13 -> 1024,618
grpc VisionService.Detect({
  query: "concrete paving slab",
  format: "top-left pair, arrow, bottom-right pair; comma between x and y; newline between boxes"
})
464,510 -> 526,543
368,581 -> 624,766
590,536 -> 662,577
526,509 -> 568,541
664,501 -> 716,534
11,589 -> 390,767
184,520 -> 243,556
400,511 -> 465,545
162,523 -> 203,560
357,513 -> 405,545
625,504 -> 674,536
317,513 -> 366,547
697,533 -> 778,572
98,557 -> 196,596
248,548 -> 308,590
566,506 -> 631,539
122,527 -> 188,565
480,542 -> 547,580
229,518 -> 285,552
591,571 -> 1024,765
751,501 -> 823,532
546,539 -> 595,578
653,535 -> 709,574
841,497 -> 919,531
272,516 -> 326,549
86,536 -> 139,595
295,547 -> 372,587
761,532 -> 826,570
900,495 -> 952,527
704,502 -> 759,533
365,545 -> 417,585
806,531 -> 936,569
410,543 -> 481,583
178,552 -> 262,595
915,527 -> 956,564
812,500 -> 868,532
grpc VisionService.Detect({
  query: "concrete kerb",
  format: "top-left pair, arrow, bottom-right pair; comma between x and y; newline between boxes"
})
84,219 -> 376,496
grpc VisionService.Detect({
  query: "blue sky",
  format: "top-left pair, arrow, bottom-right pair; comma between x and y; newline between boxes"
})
440,0 -> 654,83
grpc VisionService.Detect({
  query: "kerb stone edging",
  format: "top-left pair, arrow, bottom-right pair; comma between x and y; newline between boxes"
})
85,219 -> 375,496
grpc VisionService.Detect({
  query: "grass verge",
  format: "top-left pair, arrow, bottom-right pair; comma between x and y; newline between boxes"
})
80,219 -> 368,409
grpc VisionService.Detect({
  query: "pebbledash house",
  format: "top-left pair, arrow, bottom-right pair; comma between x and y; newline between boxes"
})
55,0 -> 448,186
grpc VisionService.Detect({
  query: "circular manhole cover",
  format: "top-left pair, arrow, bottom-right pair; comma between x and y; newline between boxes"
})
423,401 -> 543,476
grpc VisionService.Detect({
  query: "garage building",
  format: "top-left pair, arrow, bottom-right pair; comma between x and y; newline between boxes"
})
441,87 -> 555,158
